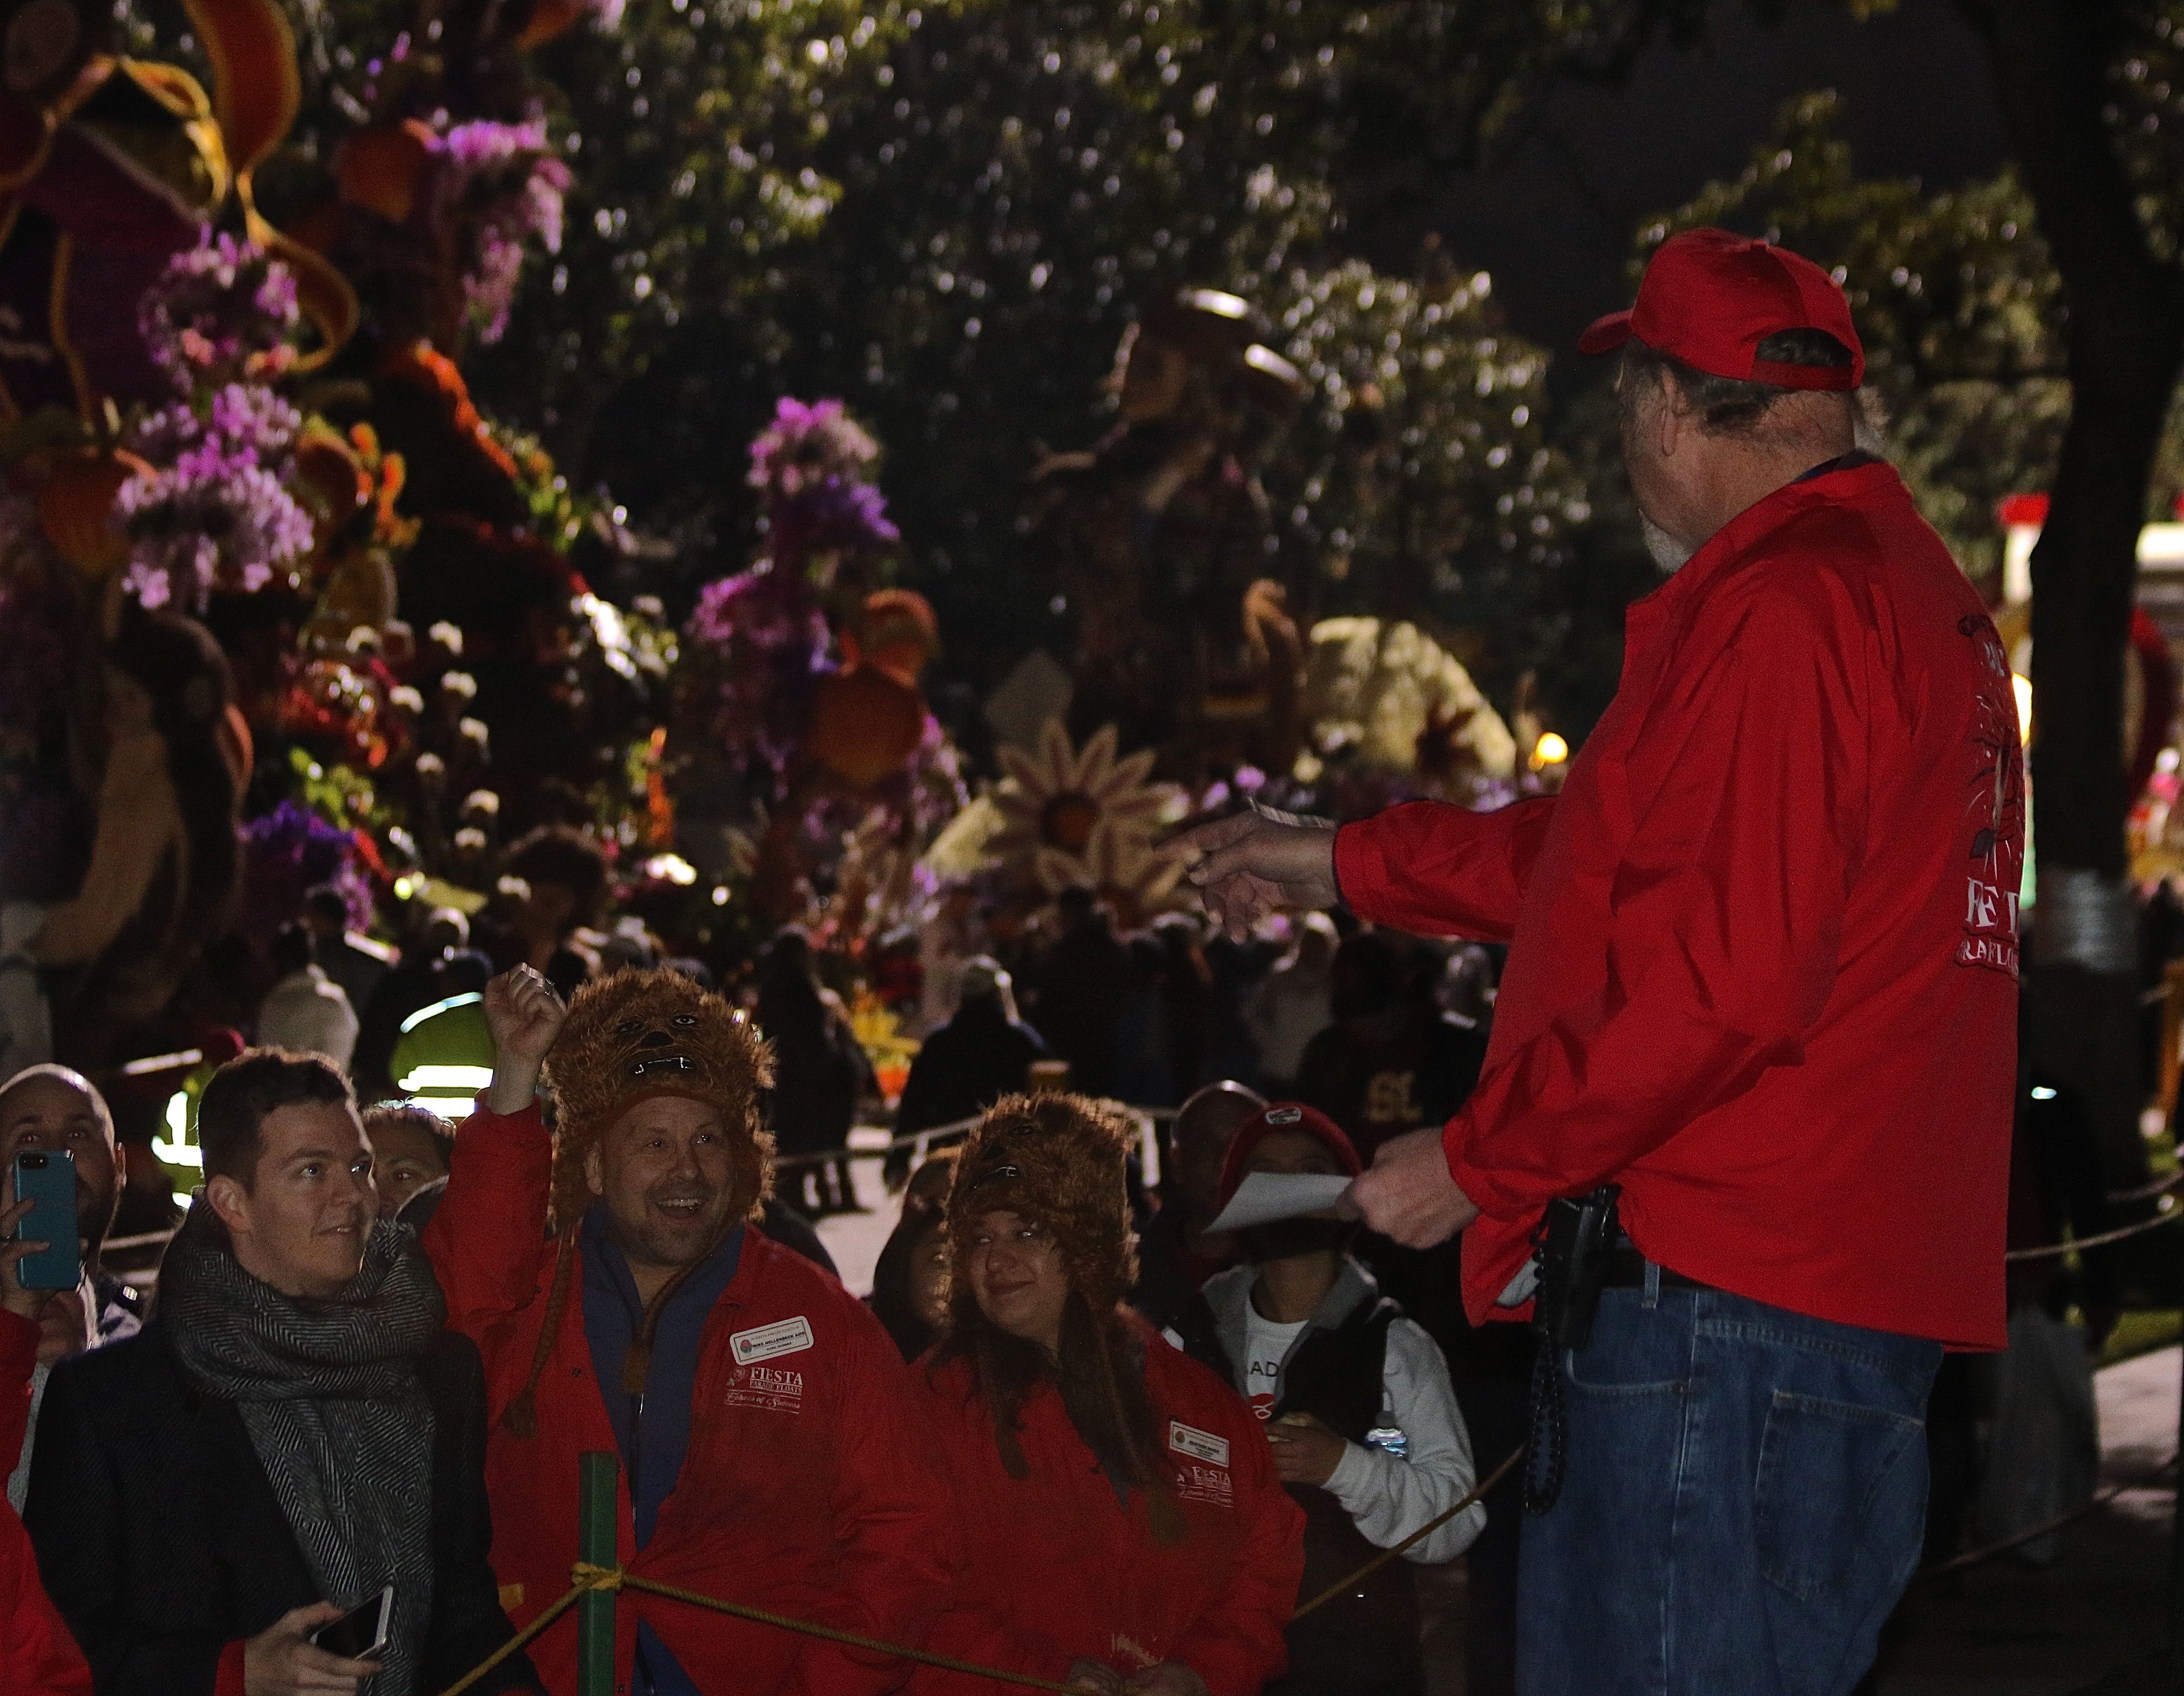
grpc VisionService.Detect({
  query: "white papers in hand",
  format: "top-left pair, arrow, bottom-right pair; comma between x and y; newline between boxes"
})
1206,1171 -> 1354,1233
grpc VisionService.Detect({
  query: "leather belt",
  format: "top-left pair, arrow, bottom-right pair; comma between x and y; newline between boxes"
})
1600,1246 -> 1713,1292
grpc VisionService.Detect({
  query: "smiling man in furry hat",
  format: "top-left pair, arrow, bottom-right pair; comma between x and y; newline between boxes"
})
909,1092 -> 1302,1696
420,966 -> 949,1696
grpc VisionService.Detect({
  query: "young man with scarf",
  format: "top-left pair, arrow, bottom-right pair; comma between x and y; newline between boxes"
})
910,1092 -> 1303,1696
23,1048 -> 538,1696
423,966 -> 949,1696
1200,1103 -> 1483,1696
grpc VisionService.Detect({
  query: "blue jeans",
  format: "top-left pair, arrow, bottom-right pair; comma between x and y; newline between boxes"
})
1517,1279 -> 1942,1696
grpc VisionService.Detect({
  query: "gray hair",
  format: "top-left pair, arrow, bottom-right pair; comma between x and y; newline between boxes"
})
1619,329 -> 1859,437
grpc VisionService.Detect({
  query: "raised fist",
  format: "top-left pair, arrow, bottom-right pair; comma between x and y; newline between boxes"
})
485,966 -> 567,1062
482,966 -> 566,1114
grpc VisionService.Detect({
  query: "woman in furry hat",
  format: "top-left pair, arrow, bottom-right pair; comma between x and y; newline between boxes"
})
909,1092 -> 1303,1696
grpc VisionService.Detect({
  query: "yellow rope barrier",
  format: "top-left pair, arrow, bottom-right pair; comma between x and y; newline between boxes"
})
437,1444 -> 1531,1696
613,1572 -> 1085,1693
437,1563 -> 622,1696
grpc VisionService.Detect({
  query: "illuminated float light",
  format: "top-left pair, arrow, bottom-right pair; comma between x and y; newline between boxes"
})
2030,1086 -> 2058,1101
153,1091 -> 199,1169
2012,675 -> 2033,745
644,853 -> 698,886
400,991 -> 485,1034
398,1064 -> 497,1117
1531,732 -> 1569,772
122,1047 -> 202,1077
398,1065 -> 497,1093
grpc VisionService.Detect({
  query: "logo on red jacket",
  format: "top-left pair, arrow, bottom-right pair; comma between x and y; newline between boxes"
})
1169,1420 -> 1234,1507
723,1362 -> 805,1413
1958,617 -> 2026,978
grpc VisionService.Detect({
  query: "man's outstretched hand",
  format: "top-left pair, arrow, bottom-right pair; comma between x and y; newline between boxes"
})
483,966 -> 567,1115
1347,1127 -> 1480,1248
1178,811 -> 1339,941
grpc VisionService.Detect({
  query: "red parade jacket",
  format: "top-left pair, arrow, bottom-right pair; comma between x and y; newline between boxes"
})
423,1102 -> 951,1696
907,1321 -> 1303,1696
1335,459 -> 2022,1348
2,1312 -> 92,1696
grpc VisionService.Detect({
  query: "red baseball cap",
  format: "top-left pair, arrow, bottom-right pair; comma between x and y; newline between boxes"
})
1215,1102 -> 1361,1212
1578,227 -> 1864,391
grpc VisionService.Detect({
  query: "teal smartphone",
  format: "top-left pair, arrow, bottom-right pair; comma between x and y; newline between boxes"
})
11,1149 -> 79,1292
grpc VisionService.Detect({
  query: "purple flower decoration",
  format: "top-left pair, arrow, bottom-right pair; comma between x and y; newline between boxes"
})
749,398 -> 880,496
433,118 -> 573,344
748,398 -> 898,570
683,566 -> 831,774
120,384 -> 312,610
239,801 -> 371,943
765,475 -> 899,564
139,231 -> 300,394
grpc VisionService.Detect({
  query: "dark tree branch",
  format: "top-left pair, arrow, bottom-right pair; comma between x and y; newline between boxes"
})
1959,0 -> 2184,881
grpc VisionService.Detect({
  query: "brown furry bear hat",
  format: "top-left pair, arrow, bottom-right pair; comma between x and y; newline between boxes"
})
541,967 -> 775,1232
946,1090 -> 1139,1313
504,969 -> 773,1436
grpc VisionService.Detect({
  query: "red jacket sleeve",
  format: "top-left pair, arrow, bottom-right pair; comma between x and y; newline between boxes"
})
0,1309 -> 36,1464
420,1101 -> 555,1338
1169,1408 -> 1306,1696
1334,797 -> 1559,942
3,1503 -> 93,1696
1444,572 -> 1863,1220
787,1309 -> 958,1696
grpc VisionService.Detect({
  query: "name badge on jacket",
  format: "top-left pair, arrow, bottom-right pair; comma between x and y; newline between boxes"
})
731,1316 -> 815,1365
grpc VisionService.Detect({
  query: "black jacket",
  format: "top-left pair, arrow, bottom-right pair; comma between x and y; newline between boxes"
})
895,999 -> 1048,1135
24,1320 -> 539,1696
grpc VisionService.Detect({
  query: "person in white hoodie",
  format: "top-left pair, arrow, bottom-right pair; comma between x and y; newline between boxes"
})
255,922 -> 359,1073
1202,1100 -> 1484,1696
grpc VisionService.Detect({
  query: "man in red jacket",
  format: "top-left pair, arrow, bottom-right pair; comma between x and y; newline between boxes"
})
423,966 -> 950,1696
1186,228 -> 2023,1696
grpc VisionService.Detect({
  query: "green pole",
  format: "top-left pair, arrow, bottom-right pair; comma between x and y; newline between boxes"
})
578,1451 -> 619,1696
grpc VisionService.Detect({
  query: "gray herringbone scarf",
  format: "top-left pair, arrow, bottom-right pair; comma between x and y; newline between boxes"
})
163,1200 -> 444,1696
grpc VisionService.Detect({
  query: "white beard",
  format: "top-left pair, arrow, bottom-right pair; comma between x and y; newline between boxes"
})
1642,516 -> 1695,576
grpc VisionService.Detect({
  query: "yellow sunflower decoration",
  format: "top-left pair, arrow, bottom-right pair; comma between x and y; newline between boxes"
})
989,721 -> 1188,922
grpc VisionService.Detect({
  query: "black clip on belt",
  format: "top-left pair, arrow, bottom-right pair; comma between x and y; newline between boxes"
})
1523,1185 -> 1621,1516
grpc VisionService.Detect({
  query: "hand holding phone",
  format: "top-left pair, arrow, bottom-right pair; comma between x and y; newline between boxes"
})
8,1149 -> 78,1293
247,1598 -> 385,1696
0,1193 -> 46,1320
308,1585 -> 393,1660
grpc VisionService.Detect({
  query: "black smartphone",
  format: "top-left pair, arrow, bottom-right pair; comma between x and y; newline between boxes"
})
10,1150 -> 79,1292
309,1585 -> 392,1661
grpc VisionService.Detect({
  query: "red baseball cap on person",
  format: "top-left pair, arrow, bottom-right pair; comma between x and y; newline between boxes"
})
1578,227 -> 1865,391
1214,1102 -> 1362,1212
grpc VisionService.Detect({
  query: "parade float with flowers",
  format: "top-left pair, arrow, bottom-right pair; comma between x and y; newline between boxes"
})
0,0 -> 1571,1105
